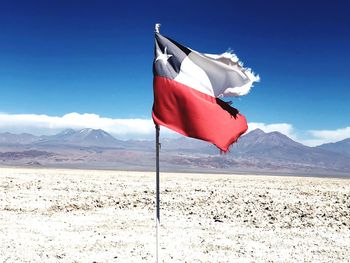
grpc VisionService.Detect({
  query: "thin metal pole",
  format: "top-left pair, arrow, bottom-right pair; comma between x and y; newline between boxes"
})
155,124 -> 160,263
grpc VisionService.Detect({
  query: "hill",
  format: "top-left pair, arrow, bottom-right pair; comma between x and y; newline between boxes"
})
0,128 -> 349,176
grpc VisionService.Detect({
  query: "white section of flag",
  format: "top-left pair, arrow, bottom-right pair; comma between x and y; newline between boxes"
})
195,51 -> 259,97
174,56 -> 215,97
175,49 -> 259,98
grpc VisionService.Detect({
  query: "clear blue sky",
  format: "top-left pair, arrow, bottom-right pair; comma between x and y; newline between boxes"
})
1,0 -> 349,131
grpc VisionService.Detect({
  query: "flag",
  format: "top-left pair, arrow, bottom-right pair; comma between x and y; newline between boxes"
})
152,31 -> 259,152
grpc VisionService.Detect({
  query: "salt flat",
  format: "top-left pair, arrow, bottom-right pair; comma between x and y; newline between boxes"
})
0,167 -> 349,263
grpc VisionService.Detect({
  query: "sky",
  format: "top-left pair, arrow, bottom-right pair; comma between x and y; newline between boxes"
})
0,0 -> 349,145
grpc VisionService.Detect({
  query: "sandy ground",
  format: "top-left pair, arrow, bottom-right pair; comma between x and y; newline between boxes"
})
0,167 -> 349,263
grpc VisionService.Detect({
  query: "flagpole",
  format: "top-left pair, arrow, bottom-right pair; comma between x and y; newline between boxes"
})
155,124 -> 160,263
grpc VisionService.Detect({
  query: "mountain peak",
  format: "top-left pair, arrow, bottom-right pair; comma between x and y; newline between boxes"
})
79,128 -> 93,133
78,128 -> 110,137
65,128 -> 121,146
58,128 -> 76,136
237,128 -> 305,151
248,128 -> 265,135
33,128 -> 123,147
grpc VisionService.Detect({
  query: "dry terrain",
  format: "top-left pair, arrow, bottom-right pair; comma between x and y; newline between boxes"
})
0,167 -> 349,262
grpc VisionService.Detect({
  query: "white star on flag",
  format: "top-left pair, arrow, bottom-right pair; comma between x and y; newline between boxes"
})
156,46 -> 172,64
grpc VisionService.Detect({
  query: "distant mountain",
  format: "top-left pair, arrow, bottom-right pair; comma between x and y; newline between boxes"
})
317,138 -> 350,156
68,128 -> 125,147
159,129 -> 350,173
0,128 -> 127,148
161,137 -> 211,153
230,128 -> 314,161
0,128 -> 349,175
36,128 -> 126,148
0,132 -> 39,145
54,128 -> 77,138
124,139 -> 154,151
228,129 -> 350,172
232,128 -> 305,153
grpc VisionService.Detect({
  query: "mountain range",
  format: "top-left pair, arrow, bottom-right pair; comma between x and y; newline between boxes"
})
0,128 -> 349,176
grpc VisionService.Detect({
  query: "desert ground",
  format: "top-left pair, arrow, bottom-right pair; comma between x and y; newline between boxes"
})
0,167 -> 349,263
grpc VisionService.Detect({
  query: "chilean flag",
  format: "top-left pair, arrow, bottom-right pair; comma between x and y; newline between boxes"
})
152,32 -> 259,152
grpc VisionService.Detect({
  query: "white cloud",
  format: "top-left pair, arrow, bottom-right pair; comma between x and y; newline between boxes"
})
0,112 -> 176,139
306,127 -> 350,146
0,112 -> 349,145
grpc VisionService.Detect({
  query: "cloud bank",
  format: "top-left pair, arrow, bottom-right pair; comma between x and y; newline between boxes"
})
0,112 -> 349,146
304,127 -> 350,146
0,112 -> 175,139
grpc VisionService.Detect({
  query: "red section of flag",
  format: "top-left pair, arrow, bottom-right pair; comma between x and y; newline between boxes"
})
152,76 -> 248,152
